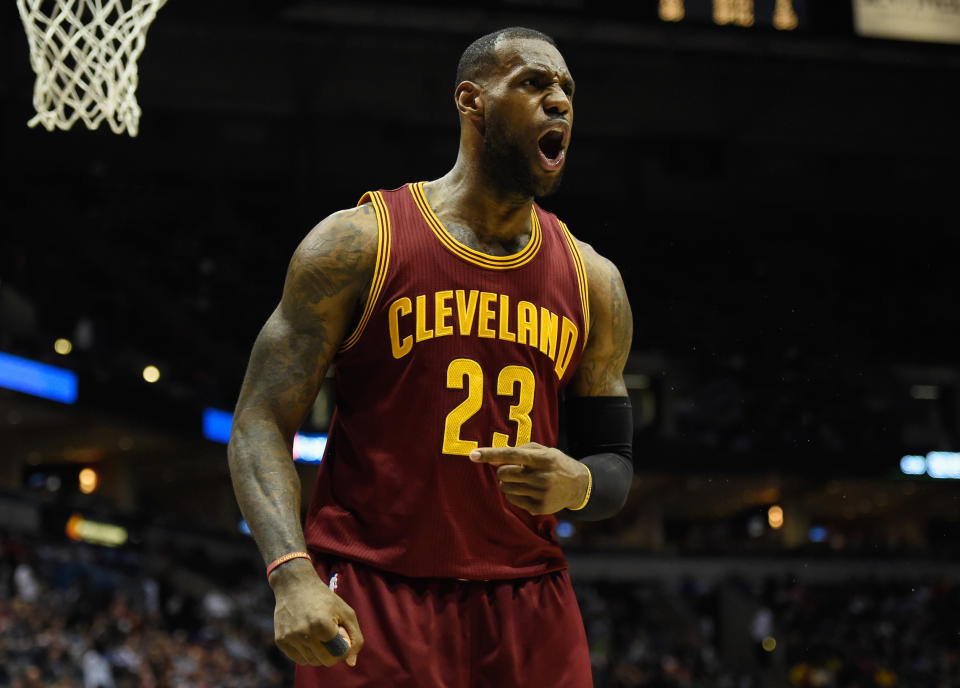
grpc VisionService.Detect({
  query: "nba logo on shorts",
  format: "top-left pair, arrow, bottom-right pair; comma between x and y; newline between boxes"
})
329,573 -> 339,592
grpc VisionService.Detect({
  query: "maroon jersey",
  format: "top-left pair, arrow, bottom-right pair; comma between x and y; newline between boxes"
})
303,182 -> 590,580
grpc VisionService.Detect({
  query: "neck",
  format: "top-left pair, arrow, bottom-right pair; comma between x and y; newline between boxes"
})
425,150 -> 534,244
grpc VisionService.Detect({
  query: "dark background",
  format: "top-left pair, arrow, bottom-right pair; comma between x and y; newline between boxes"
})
1,0 -> 959,546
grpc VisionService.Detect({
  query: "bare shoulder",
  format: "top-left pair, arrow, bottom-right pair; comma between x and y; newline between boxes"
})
569,237 -> 628,323
282,202 -> 380,318
290,203 -> 379,283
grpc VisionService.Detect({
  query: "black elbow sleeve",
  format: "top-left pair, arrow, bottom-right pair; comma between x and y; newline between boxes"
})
564,396 -> 634,521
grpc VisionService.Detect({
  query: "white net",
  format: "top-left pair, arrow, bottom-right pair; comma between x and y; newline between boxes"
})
16,0 -> 168,137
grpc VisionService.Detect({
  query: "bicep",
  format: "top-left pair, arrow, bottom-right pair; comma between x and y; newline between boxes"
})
233,306 -> 337,440
233,208 -> 377,438
569,251 -> 632,398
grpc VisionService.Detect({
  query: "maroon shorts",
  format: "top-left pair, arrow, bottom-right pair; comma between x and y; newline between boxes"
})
294,555 -> 592,688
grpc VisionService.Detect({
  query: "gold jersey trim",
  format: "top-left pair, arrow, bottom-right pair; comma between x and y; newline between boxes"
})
410,182 -> 542,270
339,190 -> 392,353
558,220 -> 590,348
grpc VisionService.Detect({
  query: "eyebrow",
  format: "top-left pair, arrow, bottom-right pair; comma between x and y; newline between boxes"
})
517,65 -> 576,93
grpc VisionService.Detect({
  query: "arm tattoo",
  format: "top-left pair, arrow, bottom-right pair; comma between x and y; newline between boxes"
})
570,247 -> 632,397
227,204 -> 377,565
287,206 -> 373,308
606,266 -> 632,390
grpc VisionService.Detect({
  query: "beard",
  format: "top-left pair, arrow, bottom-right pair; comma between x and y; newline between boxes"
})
481,109 -> 564,199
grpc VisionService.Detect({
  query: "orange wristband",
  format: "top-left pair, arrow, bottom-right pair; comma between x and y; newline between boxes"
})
266,551 -> 311,579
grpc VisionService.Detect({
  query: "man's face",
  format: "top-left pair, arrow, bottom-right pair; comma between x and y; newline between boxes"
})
480,38 -> 575,199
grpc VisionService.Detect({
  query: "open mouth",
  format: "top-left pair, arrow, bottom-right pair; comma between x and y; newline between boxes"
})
537,129 -> 566,169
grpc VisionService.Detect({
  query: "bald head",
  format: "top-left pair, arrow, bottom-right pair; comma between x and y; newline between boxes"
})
455,27 -> 557,88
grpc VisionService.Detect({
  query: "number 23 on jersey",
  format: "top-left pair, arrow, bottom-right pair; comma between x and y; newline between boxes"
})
442,358 -> 535,456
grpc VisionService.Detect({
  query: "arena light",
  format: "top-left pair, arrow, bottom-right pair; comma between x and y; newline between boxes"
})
900,455 -> 926,475
0,351 -> 78,404
926,452 -> 960,479
142,365 -> 160,383
292,433 -> 327,463
54,338 -> 72,355
768,505 -> 784,529
747,515 -> 765,538
202,407 -> 233,443
203,407 -> 327,463
65,513 -> 128,547
899,452 -> 960,479
78,467 -> 99,494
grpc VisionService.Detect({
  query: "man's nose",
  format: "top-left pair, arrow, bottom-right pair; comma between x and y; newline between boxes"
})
543,85 -> 570,118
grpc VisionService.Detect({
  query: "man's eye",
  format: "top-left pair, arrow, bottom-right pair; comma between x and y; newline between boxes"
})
523,78 -> 539,87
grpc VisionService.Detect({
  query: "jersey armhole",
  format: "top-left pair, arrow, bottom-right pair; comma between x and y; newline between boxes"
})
558,220 -> 590,349
338,191 -> 392,353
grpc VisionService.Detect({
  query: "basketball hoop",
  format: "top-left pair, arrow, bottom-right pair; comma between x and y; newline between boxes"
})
16,0 -> 167,137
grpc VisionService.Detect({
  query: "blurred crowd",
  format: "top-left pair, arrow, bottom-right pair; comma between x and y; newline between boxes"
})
0,536 -> 289,688
579,577 -> 749,688
774,576 -> 960,688
580,574 -> 960,688
3,533 -> 959,688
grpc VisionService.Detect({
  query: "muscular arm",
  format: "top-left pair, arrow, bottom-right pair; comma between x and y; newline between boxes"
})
562,243 -> 634,520
227,204 -> 377,667
227,204 -> 378,567
569,243 -> 633,399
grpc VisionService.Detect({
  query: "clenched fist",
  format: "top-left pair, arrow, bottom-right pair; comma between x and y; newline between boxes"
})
268,558 -> 364,667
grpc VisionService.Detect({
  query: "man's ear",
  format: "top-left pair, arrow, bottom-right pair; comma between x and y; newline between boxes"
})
455,81 -> 484,120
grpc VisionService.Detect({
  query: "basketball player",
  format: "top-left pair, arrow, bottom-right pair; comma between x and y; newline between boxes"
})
227,27 -> 634,687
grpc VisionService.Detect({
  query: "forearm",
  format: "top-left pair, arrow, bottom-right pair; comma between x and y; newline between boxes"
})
570,452 -> 632,521
227,416 -> 307,565
565,395 -> 634,521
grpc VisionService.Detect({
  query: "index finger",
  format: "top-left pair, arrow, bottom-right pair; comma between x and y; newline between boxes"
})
469,446 -> 546,468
